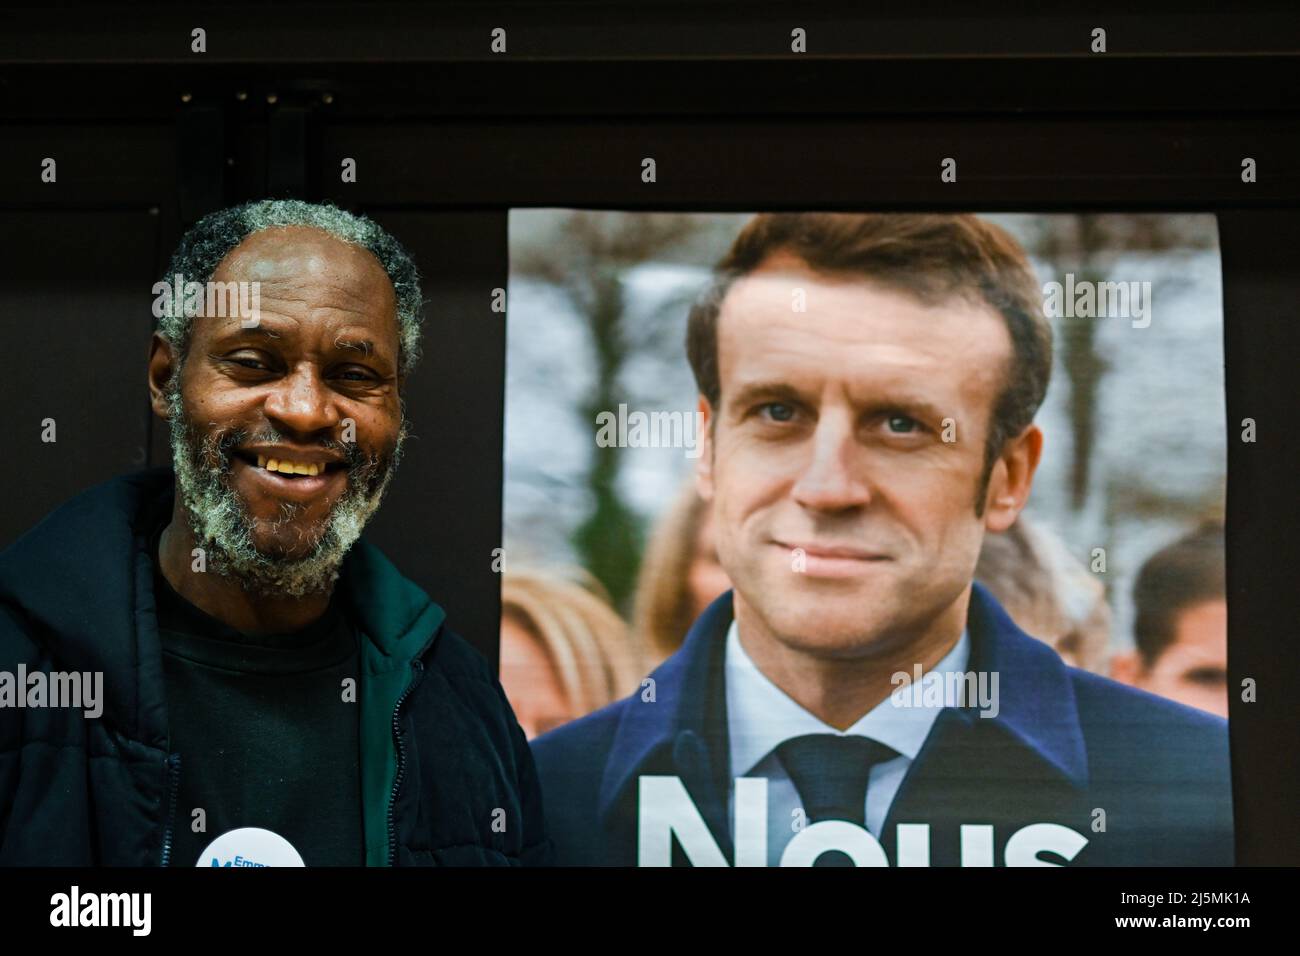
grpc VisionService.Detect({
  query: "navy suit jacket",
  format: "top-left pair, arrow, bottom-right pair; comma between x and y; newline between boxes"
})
531,583 -> 1234,866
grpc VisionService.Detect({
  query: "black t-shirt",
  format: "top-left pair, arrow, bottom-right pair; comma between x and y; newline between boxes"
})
150,522 -> 364,867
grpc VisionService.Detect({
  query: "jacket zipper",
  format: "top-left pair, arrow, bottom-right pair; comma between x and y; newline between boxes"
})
386,659 -> 424,866
159,753 -> 181,866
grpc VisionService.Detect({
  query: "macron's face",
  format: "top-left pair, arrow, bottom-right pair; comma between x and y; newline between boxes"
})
698,251 -> 1013,659
176,226 -> 403,561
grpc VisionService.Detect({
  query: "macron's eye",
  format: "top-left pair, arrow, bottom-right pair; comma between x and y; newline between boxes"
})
763,403 -> 795,422
887,414 -> 918,433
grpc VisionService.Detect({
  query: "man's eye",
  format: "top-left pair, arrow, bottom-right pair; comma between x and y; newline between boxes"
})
227,356 -> 270,371
1185,668 -> 1226,687
335,368 -> 377,383
761,403 -> 796,422
886,414 -> 919,433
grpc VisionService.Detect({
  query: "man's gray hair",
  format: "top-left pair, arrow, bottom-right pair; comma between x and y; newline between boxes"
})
156,199 -> 424,376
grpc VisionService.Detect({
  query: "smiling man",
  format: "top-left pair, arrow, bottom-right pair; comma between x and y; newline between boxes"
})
0,200 -> 551,866
531,212 -> 1234,867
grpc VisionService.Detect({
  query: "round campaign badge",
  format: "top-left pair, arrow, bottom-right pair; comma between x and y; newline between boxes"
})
197,827 -> 306,867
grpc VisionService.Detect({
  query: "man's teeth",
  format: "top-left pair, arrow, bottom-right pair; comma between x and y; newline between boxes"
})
254,454 -> 323,477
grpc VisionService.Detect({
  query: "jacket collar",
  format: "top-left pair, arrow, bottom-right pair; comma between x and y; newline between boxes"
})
338,528 -> 446,665
597,589 -> 733,825
0,467 -> 445,742
596,580 -> 1089,823
957,580 -> 1089,787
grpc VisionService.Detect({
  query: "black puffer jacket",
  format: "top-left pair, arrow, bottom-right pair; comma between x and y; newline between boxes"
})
0,468 -> 552,866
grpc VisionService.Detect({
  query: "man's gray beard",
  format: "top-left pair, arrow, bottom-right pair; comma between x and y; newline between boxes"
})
166,387 -> 404,599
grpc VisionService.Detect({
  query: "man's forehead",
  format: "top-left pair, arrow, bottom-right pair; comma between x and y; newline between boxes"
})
211,226 -> 392,293
199,225 -> 399,330
721,249 -> 991,327
1170,601 -> 1228,656
716,254 -> 1012,399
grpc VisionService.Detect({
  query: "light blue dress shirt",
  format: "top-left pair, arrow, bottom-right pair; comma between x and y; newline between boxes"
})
724,620 -> 971,866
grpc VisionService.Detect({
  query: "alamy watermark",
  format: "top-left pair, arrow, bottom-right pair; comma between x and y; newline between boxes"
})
50,886 -> 150,936
1043,273 -> 1151,329
595,404 -> 705,459
890,664 -> 1000,718
152,276 -> 262,328
0,665 -> 103,718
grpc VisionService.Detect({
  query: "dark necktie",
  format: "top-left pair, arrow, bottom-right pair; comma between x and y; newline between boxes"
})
775,734 -> 899,829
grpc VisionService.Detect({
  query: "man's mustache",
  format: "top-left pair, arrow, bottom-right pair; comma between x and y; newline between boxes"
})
191,424 -> 397,506
203,428 -> 374,474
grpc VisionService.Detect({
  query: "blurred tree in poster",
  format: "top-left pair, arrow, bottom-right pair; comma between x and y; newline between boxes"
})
512,211 -> 701,608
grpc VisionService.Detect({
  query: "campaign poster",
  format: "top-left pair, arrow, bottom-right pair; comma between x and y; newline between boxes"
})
502,210 -> 1231,867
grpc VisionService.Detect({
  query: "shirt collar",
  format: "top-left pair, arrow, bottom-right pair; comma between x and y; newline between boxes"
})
594,584 -> 1090,825
725,618 -> 971,778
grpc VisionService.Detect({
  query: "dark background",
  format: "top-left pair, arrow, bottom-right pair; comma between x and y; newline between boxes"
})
1,0 -> 1297,866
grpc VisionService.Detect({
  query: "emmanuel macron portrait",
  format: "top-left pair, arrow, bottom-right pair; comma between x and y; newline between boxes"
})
531,212 -> 1234,867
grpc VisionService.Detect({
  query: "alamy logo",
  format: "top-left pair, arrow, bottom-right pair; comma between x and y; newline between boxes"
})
0,665 -> 103,718
151,275 -> 262,327
889,665 -> 1000,718
594,404 -> 705,459
1042,273 -> 1151,328
49,886 -> 151,936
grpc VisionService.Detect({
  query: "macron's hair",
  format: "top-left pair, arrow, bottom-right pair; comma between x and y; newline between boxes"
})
1132,522 -> 1226,668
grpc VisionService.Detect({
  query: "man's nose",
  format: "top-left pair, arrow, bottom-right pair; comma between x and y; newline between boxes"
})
263,365 -> 341,436
791,412 -> 872,512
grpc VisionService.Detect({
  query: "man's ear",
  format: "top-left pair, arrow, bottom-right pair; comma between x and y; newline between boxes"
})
148,333 -> 179,420
694,395 -> 715,503
983,423 -> 1043,533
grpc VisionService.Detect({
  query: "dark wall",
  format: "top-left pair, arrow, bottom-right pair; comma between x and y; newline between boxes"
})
1,2 -> 1298,863
5,209 -> 162,533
